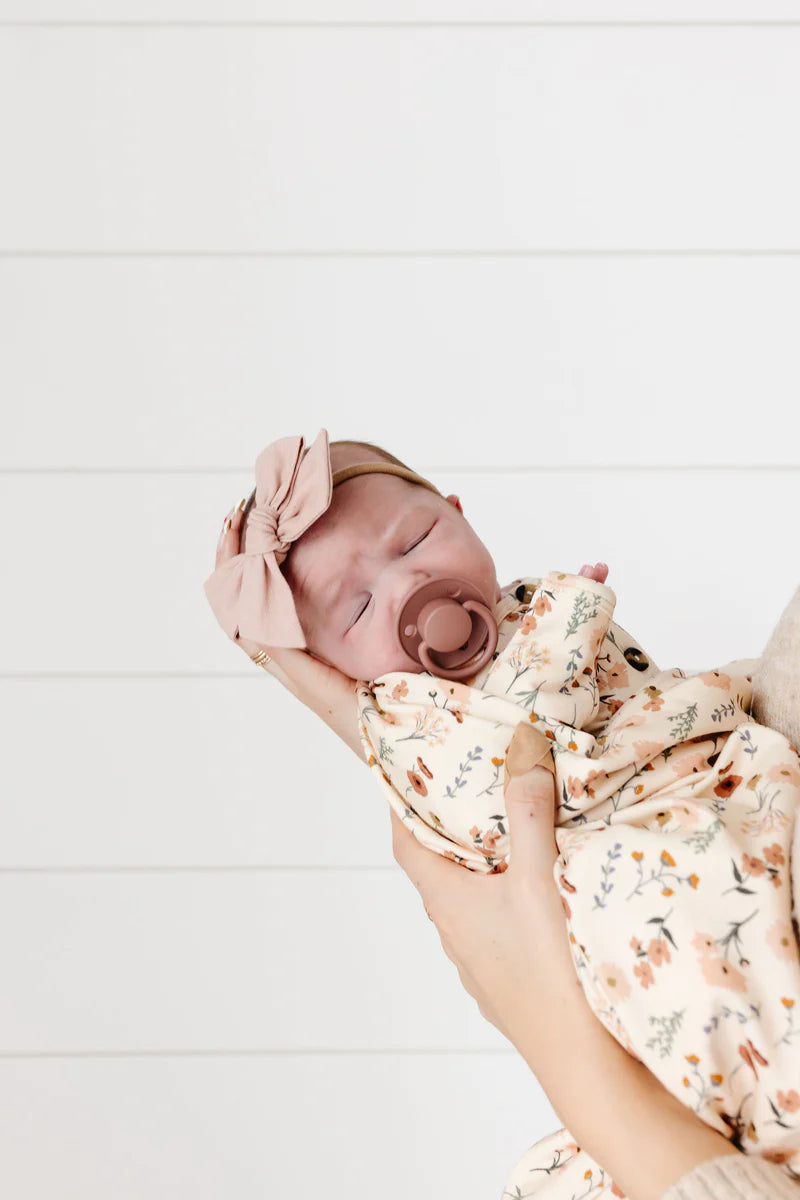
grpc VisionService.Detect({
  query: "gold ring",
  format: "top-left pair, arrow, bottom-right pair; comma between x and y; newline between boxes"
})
252,650 -> 272,666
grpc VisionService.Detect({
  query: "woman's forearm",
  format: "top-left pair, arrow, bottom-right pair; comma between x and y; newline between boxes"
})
509,974 -> 740,1200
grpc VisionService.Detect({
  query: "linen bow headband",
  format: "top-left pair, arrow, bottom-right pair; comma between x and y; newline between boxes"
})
203,428 -> 444,649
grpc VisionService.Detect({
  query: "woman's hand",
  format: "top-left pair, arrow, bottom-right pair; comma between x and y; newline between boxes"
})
389,763 -> 578,1044
215,503 -> 364,762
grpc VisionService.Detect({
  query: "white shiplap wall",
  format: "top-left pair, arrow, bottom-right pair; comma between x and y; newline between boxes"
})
2,7 -> 800,1199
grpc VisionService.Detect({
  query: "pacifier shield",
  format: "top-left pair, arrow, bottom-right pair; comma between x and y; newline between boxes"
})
397,577 -> 499,680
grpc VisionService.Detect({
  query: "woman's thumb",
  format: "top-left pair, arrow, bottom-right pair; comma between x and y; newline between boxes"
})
504,766 -> 559,878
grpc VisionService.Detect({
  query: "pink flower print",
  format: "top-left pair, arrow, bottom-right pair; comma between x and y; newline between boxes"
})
482,828 -> 500,853
601,662 -> 630,689
390,679 -> 409,701
596,962 -> 632,1002
692,932 -> 717,958
671,803 -> 702,828
742,853 -> 766,876
443,681 -> 474,705
699,955 -> 748,993
763,843 -> 786,866
520,613 -> 538,635
619,714 -> 646,730
766,760 -> 800,789
632,740 -> 665,762
566,775 -> 586,799
697,670 -> 732,689
766,920 -> 798,962
670,748 -> 711,778
777,1090 -> 800,1113
647,939 -> 671,967
633,960 -> 655,989
643,686 -> 665,712
630,936 -> 643,954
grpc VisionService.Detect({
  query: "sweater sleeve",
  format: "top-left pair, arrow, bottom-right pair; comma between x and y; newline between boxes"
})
660,1153 -> 800,1199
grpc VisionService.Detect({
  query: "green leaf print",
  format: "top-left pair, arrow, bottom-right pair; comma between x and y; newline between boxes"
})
564,590 -> 600,638
668,702 -> 699,741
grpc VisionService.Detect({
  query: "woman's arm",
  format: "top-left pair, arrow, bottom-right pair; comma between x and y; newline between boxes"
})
389,765 -> 743,1200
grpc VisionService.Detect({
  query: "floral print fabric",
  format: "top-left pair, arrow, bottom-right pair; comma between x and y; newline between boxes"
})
356,572 -> 800,1196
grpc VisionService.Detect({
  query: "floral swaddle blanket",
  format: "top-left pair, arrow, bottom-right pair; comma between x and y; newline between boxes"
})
356,572 -> 800,1195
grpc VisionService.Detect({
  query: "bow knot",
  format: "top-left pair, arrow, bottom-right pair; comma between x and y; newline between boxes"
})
244,502 -> 291,560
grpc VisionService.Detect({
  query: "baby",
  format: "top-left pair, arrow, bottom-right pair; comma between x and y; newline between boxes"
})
204,429 -> 800,1196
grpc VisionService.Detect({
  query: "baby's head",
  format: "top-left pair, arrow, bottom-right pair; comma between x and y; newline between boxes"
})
240,438 -> 501,681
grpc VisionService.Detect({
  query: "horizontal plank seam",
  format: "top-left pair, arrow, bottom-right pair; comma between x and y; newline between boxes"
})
4,250 -> 800,258
3,466 -> 799,475
0,1047 -> 515,1057
2,20 -> 800,29
0,864 -> 397,872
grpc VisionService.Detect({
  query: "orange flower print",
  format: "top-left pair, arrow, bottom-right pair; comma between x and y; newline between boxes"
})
688,874 -> 699,889
566,776 -> 586,799
533,593 -> 552,618
781,997 -> 795,1008
714,772 -> 743,799
766,920 -> 798,962
763,843 -> 786,866
660,850 -> 676,867
390,679 -> 408,701
520,613 -> 538,635
642,686 -> 665,712
416,756 -> 433,780
633,960 -> 655,989
596,962 -> 632,1002
407,769 -> 428,797
742,854 -> 766,876
647,938 -> 671,967
697,670 -> 732,689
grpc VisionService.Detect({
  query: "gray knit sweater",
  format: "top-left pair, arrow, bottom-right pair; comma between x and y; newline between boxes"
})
661,1152 -> 799,1198
660,582 -> 800,1196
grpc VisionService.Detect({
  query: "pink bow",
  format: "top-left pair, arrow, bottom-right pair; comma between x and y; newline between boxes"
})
203,429 -> 333,648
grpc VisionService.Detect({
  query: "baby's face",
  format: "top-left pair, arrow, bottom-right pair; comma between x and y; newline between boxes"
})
283,473 -> 500,681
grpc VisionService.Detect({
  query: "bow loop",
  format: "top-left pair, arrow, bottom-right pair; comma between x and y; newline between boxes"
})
203,428 -> 333,649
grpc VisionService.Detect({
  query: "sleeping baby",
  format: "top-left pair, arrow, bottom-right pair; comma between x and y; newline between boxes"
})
204,428 -> 800,1195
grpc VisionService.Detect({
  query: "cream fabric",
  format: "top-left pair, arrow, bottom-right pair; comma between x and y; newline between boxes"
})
356,572 -> 800,1197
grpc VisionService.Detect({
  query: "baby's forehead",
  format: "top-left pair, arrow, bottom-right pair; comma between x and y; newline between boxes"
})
286,474 -> 433,602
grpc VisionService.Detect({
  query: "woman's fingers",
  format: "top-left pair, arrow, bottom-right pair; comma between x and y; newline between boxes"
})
389,807 -> 474,926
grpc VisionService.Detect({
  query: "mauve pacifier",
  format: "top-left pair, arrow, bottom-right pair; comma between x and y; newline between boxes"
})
396,577 -> 499,680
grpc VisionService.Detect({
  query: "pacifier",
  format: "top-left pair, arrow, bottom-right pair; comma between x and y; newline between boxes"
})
396,577 -> 499,681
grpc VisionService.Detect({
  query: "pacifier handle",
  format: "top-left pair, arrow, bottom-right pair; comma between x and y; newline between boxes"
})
416,599 -> 498,679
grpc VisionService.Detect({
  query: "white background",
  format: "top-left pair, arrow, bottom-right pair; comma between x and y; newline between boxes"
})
2,5 -> 799,1198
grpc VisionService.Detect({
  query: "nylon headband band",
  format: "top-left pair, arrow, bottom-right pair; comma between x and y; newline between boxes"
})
330,461 -> 444,497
